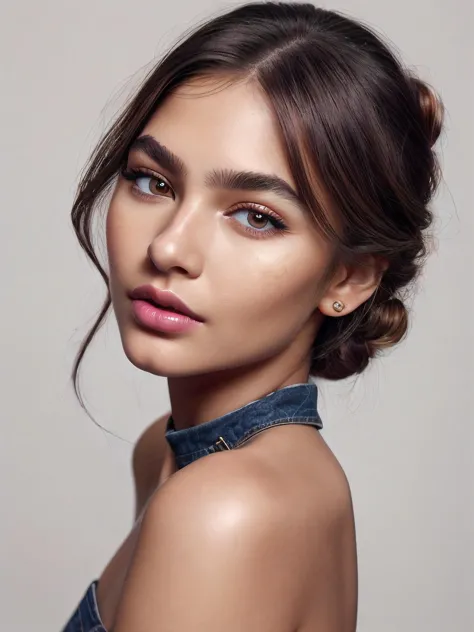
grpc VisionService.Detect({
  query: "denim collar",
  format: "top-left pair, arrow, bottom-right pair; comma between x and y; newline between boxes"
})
165,381 -> 322,470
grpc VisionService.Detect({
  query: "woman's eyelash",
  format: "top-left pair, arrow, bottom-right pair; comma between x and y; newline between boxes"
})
121,166 -> 162,181
120,166 -> 289,237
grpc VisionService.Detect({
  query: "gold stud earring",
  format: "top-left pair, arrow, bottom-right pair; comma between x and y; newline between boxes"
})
332,300 -> 345,313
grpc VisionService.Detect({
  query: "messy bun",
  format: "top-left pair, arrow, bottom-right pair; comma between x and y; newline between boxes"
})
311,292 -> 409,381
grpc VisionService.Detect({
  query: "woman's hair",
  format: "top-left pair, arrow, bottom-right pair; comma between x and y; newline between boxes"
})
71,1 -> 444,402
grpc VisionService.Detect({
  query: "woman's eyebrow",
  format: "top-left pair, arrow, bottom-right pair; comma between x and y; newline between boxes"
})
129,134 -> 306,212
129,135 -> 187,177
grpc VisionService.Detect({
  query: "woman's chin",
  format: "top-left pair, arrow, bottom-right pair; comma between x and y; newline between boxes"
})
118,330 -> 194,378
119,337 -> 169,377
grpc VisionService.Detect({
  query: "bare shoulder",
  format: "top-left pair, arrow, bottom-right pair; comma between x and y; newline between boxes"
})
117,452 -> 310,631
148,446 -> 286,520
115,440 -> 356,631
151,424 -> 354,539
149,426 -> 355,571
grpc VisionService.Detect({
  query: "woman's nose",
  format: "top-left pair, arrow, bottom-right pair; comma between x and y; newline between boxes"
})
146,204 -> 208,278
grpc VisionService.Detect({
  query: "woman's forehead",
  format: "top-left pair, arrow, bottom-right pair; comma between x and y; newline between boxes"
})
140,78 -> 295,181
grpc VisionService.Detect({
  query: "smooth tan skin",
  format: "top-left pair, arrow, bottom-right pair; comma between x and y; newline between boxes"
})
98,74 -> 387,631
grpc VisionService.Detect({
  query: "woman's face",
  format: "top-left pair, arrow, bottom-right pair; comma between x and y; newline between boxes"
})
106,76 -> 336,378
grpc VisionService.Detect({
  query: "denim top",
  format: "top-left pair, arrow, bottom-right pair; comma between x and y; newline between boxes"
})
61,381 -> 322,631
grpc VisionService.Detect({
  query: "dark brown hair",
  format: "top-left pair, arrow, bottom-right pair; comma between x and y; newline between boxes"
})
71,1 -> 444,405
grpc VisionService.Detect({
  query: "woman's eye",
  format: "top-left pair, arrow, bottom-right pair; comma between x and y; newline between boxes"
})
121,167 -> 174,198
135,175 -> 172,197
231,208 -> 288,236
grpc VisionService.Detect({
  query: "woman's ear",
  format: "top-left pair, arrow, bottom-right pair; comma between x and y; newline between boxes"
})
318,254 -> 389,317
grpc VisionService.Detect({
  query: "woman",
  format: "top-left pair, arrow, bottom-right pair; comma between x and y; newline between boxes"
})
62,2 -> 444,631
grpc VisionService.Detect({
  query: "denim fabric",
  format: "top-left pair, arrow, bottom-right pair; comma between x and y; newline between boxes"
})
61,581 -> 104,632
164,380 -> 323,469
61,380 -> 322,631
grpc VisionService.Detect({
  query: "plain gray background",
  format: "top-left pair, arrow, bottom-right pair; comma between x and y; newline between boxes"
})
0,1 -> 472,630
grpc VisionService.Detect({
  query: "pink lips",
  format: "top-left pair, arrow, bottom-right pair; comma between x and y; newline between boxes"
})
129,285 -> 204,334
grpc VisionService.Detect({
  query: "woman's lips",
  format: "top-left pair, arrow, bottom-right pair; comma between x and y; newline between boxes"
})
129,284 -> 204,322
130,299 -> 203,334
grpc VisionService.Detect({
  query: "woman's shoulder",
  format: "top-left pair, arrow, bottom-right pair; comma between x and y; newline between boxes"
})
135,428 -> 356,628
134,415 -> 353,524
117,445 -> 323,631
132,412 -> 355,567
147,422 -> 354,546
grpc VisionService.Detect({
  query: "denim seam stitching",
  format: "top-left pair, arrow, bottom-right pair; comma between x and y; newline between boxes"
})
233,416 -> 322,446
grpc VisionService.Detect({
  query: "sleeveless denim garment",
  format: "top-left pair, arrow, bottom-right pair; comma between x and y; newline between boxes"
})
61,381 -> 323,631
